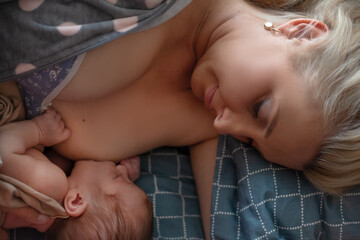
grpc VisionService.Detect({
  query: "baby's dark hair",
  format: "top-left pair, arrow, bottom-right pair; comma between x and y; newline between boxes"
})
46,189 -> 153,240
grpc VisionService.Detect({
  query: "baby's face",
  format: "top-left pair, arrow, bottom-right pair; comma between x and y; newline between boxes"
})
70,159 -> 148,208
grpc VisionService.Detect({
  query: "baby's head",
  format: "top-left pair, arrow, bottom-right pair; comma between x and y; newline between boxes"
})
46,159 -> 153,240
47,188 -> 153,240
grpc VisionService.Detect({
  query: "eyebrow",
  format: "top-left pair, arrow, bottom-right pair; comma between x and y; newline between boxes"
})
264,106 -> 280,139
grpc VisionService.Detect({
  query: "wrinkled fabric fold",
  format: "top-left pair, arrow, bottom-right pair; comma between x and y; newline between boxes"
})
0,173 -> 68,226
0,94 -> 24,126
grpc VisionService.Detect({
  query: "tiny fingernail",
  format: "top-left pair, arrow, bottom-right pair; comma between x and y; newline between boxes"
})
38,214 -> 50,223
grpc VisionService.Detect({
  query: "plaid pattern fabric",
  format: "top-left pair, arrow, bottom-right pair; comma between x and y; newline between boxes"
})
136,147 -> 204,240
211,135 -> 360,240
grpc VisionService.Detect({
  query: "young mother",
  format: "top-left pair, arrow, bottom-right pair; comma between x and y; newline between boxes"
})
1,0 -> 360,238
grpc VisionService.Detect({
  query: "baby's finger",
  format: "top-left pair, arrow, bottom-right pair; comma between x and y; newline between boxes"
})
120,156 -> 140,181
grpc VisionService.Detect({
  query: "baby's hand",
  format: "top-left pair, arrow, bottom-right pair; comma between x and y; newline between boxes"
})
32,109 -> 71,146
120,156 -> 140,182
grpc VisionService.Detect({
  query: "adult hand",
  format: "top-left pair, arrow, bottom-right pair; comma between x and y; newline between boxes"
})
1,207 -> 54,232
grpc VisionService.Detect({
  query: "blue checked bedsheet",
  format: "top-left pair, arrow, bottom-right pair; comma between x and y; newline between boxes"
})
10,136 -> 360,240
136,147 -> 204,240
212,135 -> 360,239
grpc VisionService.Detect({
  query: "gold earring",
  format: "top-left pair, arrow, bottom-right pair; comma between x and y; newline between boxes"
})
264,22 -> 282,33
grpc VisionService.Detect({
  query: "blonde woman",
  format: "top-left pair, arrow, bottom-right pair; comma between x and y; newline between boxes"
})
1,0 -> 360,239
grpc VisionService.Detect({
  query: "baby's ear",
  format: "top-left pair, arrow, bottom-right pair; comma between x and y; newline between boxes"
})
64,189 -> 88,217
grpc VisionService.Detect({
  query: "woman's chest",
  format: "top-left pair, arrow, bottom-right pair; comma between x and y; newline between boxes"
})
51,20 -> 215,161
56,21 -> 195,102
51,48 -> 214,160
52,84 -> 215,161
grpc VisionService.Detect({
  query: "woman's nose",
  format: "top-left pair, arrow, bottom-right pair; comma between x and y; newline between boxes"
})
213,107 -> 253,144
234,136 -> 253,144
213,108 -> 232,134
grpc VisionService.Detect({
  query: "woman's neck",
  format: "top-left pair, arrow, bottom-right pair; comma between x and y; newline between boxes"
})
193,0 -> 263,59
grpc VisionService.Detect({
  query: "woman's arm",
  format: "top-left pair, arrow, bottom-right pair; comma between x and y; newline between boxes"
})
190,137 -> 218,240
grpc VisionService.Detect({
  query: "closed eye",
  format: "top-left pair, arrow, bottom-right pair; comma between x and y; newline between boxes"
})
252,97 -> 269,118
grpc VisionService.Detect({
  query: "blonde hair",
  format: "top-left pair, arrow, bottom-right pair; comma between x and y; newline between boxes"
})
46,188 -> 153,240
250,0 -> 360,194
294,0 -> 360,195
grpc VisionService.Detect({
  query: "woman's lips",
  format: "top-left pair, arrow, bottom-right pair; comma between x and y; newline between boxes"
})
204,85 -> 217,113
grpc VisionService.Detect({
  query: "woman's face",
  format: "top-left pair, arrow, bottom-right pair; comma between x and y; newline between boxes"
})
191,18 -> 324,170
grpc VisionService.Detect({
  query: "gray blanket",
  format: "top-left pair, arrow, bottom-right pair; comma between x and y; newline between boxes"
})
0,0 -> 191,81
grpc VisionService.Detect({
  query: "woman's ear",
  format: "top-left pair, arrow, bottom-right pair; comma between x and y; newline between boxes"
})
64,189 -> 88,217
277,19 -> 329,40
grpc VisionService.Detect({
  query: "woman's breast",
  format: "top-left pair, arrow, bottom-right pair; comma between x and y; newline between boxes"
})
51,26 -> 214,161
52,84 -> 216,162
56,26 -> 166,102
53,86 -> 166,161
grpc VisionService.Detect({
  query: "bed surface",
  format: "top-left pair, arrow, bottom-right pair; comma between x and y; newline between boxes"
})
10,136 -> 360,240
211,135 -> 360,239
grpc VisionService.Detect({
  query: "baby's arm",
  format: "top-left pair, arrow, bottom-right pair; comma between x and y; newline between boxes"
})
0,110 -> 70,231
190,137 -> 218,240
0,109 -> 70,176
0,109 -> 70,154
